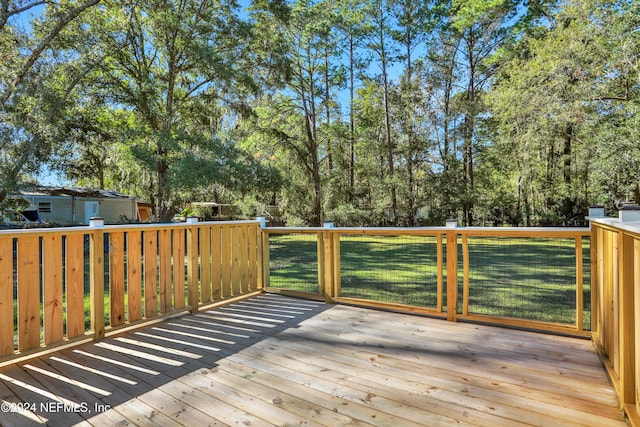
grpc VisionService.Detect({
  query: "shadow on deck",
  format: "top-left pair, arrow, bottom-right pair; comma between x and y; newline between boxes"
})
0,294 -> 626,426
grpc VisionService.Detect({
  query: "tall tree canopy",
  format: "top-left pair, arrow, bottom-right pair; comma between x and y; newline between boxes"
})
1,0 -> 637,226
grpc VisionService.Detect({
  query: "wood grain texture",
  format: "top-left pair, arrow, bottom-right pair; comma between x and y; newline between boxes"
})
0,294 -> 624,427
0,238 -> 14,355
109,232 -> 125,327
173,228 -> 186,310
17,236 -> 40,351
43,234 -> 63,345
143,230 -> 158,318
211,225 -> 221,300
126,231 -> 143,322
158,229 -> 173,313
65,234 -> 85,339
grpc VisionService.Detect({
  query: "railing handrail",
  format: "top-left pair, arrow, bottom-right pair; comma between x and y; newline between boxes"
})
588,216 -> 640,236
266,225 -> 589,232
0,219 -> 262,236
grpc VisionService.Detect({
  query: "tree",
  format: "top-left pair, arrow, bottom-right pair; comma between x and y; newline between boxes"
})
0,0 -> 101,213
68,0 -> 267,220
360,0 -> 399,223
449,0 -> 520,225
390,0 -> 434,224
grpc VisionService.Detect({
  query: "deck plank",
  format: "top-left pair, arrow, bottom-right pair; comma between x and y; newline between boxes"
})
0,294 -> 626,426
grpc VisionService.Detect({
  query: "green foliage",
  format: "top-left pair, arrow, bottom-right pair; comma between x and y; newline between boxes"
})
2,0 -> 638,226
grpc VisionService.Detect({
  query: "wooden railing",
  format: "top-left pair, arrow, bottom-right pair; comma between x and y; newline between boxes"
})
264,226 -> 591,336
4,217 -> 638,421
0,220 -> 263,362
590,217 -> 640,425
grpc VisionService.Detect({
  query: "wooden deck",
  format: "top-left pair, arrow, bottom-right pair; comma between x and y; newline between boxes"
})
0,294 -> 625,426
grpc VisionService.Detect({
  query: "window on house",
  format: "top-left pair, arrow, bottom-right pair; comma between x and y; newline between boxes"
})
38,202 -> 52,213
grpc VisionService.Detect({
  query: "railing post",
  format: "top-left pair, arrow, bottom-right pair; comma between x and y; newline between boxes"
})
618,206 -> 639,408
575,235 -> 584,334
586,208 -> 604,341
255,216 -> 266,291
317,231 -> 325,298
322,222 -> 337,303
446,228 -> 458,322
0,238 -> 12,356
89,217 -> 105,339
260,229 -> 270,290
186,217 -> 200,313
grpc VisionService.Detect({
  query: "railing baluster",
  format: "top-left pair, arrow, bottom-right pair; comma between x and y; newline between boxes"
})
186,223 -> 199,312
461,234 -> 469,317
211,225 -> 221,300
66,234 -> 85,339
200,225 -> 212,303
173,228 -> 186,309
221,225 -> 232,297
127,231 -> 143,322
159,229 -> 173,313
144,230 -> 158,318
446,230 -> 458,322
109,232 -> 125,326
0,238 -> 13,356
576,235 -> 584,333
436,234 -> 443,314
43,234 -> 63,344
89,227 -> 105,340
231,225 -> 242,296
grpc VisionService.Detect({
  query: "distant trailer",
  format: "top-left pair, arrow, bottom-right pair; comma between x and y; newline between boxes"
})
8,186 -> 146,225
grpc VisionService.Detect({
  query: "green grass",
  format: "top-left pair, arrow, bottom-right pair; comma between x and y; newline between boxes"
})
269,233 -> 320,294
268,234 -> 591,328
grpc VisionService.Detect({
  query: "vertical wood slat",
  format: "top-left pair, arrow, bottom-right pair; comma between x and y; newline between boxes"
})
43,234 -> 63,345
231,226 -> 242,296
613,231 -> 620,377
333,233 -> 341,298
109,232 -> 125,327
186,225 -> 199,312
619,233 -> 635,405
240,225 -> 249,294
462,234 -> 469,316
65,234 -> 85,339
200,226 -> 212,303
600,227 -> 609,349
18,236 -> 40,351
127,231 -> 143,322
260,230 -> 269,290
90,229 -> 105,339
436,234 -> 443,313
173,229 -> 185,309
317,232 -> 325,298
144,230 -> 158,318
323,231 -> 334,301
576,236 -> 584,333
635,238 -> 640,416
591,225 -> 600,341
446,231 -> 458,322
159,229 -> 172,313
0,238 -> 14,355
211,225 -> 221,300
221,226 -> 232,297
248,225 -> 257,291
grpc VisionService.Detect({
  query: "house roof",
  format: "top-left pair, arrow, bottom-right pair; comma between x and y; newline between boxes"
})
20,186 -> 135,199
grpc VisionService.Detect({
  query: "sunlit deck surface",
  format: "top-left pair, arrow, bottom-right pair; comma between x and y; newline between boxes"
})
0,294 -> 625,426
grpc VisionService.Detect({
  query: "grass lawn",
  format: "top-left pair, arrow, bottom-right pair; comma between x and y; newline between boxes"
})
268,233 -> 591,328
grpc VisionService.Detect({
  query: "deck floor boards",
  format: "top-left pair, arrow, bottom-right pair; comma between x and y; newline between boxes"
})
0,294 -> 626,426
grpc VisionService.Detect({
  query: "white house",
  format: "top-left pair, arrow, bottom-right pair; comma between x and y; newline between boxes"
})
10,186 -> 143,225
